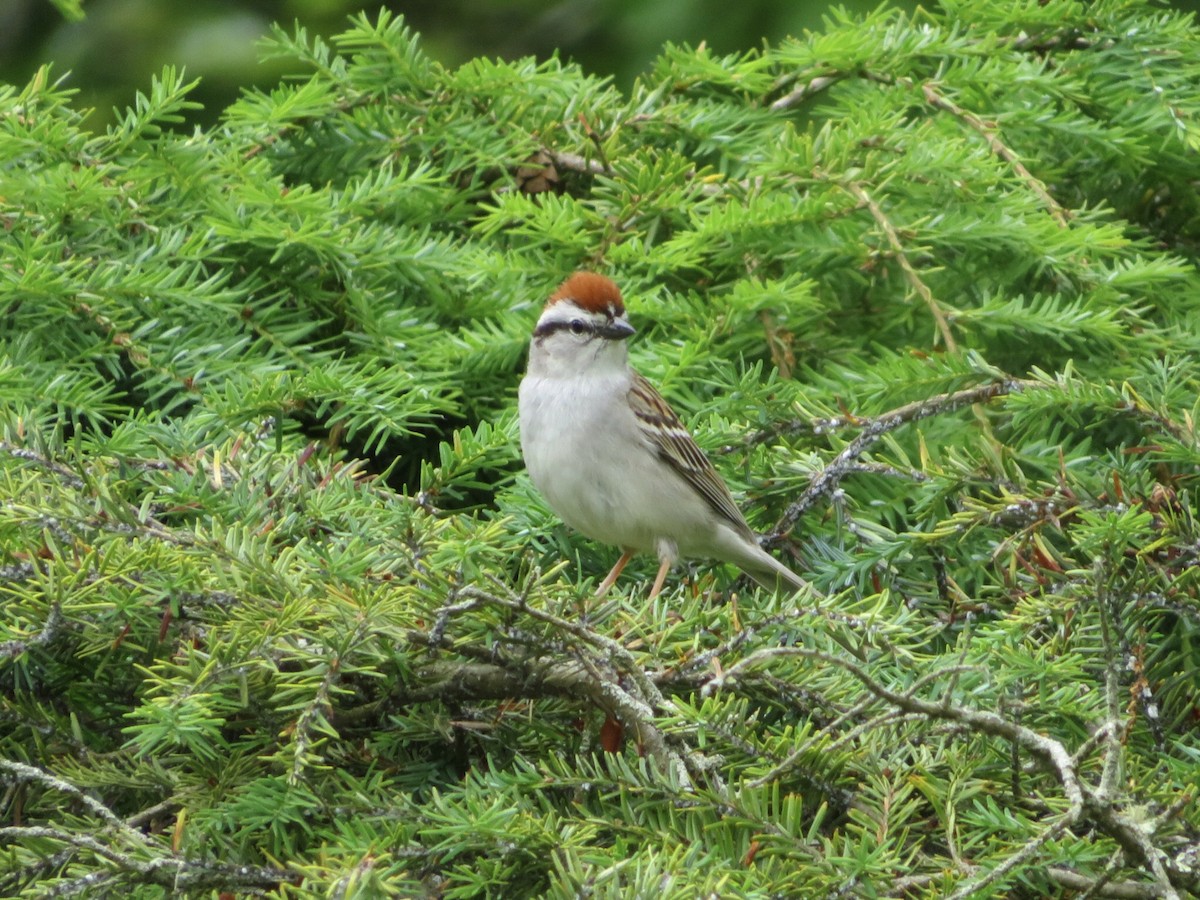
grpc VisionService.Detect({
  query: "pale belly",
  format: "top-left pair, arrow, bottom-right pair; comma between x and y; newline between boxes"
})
519,373 -> 721,557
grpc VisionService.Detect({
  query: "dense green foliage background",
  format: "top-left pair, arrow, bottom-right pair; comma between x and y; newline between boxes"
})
3,0 -> 1200,896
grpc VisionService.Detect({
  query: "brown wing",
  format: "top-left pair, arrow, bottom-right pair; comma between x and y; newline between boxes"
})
627,372 -> 756,541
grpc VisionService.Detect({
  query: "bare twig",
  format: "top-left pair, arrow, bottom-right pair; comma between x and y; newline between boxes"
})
706,646 -> 1085,812
1047,866 -> 1168,899
770,73 -> 842,111
0,760 -> 146,843
0,778 -> 292,897
945,816 -> 1075,900
0,600 -> 63,660
770,379 -> 1039,539
545,149 -> 610,177
1095,560 -> 1126,801
123,799 -> 179,829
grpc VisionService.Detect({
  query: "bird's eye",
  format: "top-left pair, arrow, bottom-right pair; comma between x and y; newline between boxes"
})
569,319 -> 586,335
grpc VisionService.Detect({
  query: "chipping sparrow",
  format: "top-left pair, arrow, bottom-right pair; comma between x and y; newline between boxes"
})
518,272 -> 808,599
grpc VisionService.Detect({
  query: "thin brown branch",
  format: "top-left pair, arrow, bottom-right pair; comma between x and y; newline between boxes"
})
920,82 -> 1070,227
843,180 -> 958,350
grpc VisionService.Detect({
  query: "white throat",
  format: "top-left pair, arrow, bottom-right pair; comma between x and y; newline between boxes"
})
526,333 -> 631,381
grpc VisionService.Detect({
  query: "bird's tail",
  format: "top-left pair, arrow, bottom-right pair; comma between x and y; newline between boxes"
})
742,548 -> 810,595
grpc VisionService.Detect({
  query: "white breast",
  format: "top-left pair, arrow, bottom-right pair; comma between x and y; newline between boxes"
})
518,370 -> 718,557
519,372 -> 628,540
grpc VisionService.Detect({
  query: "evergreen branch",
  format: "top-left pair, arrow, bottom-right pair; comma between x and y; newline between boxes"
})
667,603 -> 877,683
707,646 -> 1193,896
0,768 -> 294,896
1117,392 -> 1193,445
0,825 -> 133,867
451,586 -> 708,787
749,707 -> 917,789
919,81 -> 1070,227
0,760 -> 146,842
458,583 -> 667,711
842,179 -> 958,351
945,816 -> 1075,900
772,66 -> 1073,238
0,824 -> 293,897
1011,31 -> 1097,53
407,646 -> 636,744
0,599 -> 62,660
287,649 -> 346,785
770,379 -> 1040,539
0,443 -> 85,489
6,3 -> 1200,893
239,93 -> 372,161
705,647 -> 1084,814
0,846 -> 78,898
750,664 -> 985,790
842,461 -> 929,482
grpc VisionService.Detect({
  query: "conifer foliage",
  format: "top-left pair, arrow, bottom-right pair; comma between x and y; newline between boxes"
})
3,1 -> 1200,896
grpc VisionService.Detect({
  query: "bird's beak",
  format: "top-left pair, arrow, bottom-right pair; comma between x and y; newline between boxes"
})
599,318 -> 636,340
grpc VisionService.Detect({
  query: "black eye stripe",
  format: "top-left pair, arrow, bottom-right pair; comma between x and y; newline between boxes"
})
534,319 -> 595,338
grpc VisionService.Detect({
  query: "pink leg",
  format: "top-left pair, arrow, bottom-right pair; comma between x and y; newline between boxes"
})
595,549 -> 634,598
648,557 -> 671,600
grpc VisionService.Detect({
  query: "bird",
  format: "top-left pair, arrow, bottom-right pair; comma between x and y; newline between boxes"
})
517,272 -> 808,600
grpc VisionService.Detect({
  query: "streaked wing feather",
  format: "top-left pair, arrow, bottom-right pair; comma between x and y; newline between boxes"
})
627,372 -> 755,540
